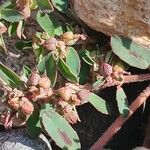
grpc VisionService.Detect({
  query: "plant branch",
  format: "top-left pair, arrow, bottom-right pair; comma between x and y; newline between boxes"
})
90,85 -> 150,150
93,73 -> 150,91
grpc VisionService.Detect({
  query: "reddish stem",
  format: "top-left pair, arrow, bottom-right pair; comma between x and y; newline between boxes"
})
91,85 -> 150,150
94,73 -> 150,91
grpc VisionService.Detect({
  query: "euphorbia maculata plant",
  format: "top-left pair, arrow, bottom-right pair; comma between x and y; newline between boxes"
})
0,0 -> 150,149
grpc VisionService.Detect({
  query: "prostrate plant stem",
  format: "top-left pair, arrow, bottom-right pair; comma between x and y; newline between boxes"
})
90,85 -> 150,150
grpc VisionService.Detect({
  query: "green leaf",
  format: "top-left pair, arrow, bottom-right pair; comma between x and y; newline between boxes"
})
45,53 -> 57,87
0,63 -> 25,89
116,87 -> 129,117
36,11 -> 54,36
82,50 -> 95,66
33,46 -> 45,74
0,35 -> 7,54
40,103 -> 81,150
33,44 -> 43,62
0,9 -> 23,22
8,23 -> 18,37
36,0 -> 53,13
58,58 -> 78,83
105,51 -> 113,63
26,107 -> 41,138
79,62 -> 90,84
87,92 -> 110,114
37,56 -> 46,74
111,35 -> 150,69
49,13 -> 63,36
22,65 -> 31,80
51,0 -> 68,13
66,47 -> 81,76
78,50 -> 91,84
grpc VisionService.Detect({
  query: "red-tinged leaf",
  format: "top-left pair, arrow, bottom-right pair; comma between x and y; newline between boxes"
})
40,103 -> 81,150
111,35 -> 150,69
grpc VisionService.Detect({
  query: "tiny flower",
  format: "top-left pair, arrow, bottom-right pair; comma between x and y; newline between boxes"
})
36,87 -> 53,102
57,40 -> 66,58
58,87 -> 74,101
27,72 -> 41,86
43,37 -> 57,51
8,97 -> 20,109
19,97 -> 34,115
62,31 -> 74,42
0,22 -> 7,34
38,76 -> 51,89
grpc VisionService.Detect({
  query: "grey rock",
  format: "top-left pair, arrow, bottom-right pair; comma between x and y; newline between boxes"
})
0,128 -> 52,150
73,0 -> 150,49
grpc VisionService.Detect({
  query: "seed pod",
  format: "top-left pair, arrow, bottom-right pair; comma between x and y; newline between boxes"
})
43,37 -> 57,51
8,97 -> 20,109
99,63 -> 113,77
38,76 -> 51,89
19,97 -> 34,115
58,87 -> 74,101
62,31 -> 74,42
27,72 -> 41,86
62,31 -> 75,45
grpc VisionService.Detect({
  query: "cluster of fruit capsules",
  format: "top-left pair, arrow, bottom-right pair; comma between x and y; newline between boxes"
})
55,83 -> 81,124
42,31 -> 87,58
26,71 -> 53,104
2,86 -> 34,116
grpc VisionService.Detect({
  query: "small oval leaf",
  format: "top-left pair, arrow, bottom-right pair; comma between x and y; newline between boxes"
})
116,87 -> 129,117
0,9 -> 23,22
66,47 -> 81,76
36,11 -> 54,36
37,56 -> 46,74
111,35 -> 150,69
80,91 -> 110,114
45,53 -> 57,87
58,58 -> 78,83
40,104 -> 81,150
88,93 -> 110,114
0,63 -> 25,89
26,107 -> 41,138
